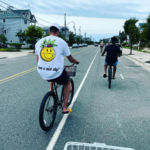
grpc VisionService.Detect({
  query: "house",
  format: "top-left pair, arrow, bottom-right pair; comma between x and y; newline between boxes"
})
42,26 -> 70,41
0,7 -> 37,43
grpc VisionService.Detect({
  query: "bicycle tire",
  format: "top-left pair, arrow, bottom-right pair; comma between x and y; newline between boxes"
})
108,67 -> 112,89
39,92 -> 57,131
60,78 -> 74,107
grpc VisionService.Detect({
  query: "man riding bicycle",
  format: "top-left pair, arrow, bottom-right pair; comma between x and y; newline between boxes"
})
100,42 -> 104,52
35,23 -> 79,114
101,37 -> 121,79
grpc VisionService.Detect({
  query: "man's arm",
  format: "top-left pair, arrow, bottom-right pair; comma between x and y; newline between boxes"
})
118,48 -> 121,57
37,55 -> 39,63
101,50 -> 106,56
67,54 -> 79,64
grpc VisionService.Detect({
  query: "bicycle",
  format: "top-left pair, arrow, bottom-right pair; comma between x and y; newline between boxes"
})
100,46 -> 103,53
39,64 -> 77,131
108,64 -> 112,89
64,142 -> 134,150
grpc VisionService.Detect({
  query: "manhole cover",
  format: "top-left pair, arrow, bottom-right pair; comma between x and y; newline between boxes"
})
145,61 -> 150,63
0,57 -> 7,59
128,65 -> 141,67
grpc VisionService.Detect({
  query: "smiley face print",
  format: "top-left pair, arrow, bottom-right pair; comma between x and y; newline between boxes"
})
40,47 -> 55,62
40,39 -> 57,62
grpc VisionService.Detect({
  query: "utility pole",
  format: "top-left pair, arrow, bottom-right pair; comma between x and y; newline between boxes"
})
64,13 -> 66,41
79,26 -> 81,44
85,31 -> 86,43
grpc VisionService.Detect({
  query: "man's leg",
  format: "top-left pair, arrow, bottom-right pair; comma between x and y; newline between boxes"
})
113,66 -> 117,79
104,64 -> 107,74
49,82 -> 53,91
103,63 -> 108,78
62,80 -> 70,112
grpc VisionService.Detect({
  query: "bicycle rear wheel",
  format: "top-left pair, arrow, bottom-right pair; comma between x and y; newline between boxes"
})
60,78 -> 74,107
108,67 -> 112,89
39,92 -> 57,131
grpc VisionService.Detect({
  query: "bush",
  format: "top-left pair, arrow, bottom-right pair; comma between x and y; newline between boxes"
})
133,46 -> 138,50
146,43 -> 150,48
9,43 -> 22,51
122,42 -> 128,46
140,43 -> 146,48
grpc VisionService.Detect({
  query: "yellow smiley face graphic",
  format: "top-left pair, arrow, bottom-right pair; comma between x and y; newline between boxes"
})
40,47 -> 55,62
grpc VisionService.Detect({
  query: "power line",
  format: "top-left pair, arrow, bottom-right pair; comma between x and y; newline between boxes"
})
0,0 -> 52,24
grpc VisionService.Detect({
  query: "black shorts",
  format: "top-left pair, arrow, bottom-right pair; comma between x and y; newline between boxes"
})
47,69 -> 69,85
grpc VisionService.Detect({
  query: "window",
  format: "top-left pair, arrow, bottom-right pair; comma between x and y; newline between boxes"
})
22,12 -> 26,16
4,30 -> 6,34
10,40 -> 13,43
3,19 -> 5,23
24,20 -> 27,24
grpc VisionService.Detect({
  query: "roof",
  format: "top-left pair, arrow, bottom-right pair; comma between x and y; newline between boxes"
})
0,9 -> 37,23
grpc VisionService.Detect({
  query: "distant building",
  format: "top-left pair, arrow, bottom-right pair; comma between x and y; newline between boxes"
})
138,23 -> 146,33
83,37 -> 91,42
0,7 -> 37,43
42,26 -> 70,41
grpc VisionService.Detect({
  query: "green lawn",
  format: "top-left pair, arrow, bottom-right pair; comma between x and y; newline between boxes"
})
0,48 -> 34,51
0,48 -> 16,51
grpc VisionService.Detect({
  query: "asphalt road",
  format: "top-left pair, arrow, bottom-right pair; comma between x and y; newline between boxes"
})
0,46 -> 150,150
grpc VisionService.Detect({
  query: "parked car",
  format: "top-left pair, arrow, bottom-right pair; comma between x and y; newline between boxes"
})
72,43 -> 78,48
0,42 -> 4,48
78,44 -> 83,47
94,43 -> 98,47
82,43 -> 88,47
116,44 -> 122,56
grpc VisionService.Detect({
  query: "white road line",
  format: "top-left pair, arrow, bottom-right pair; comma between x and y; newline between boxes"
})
46,49 -> 99,150
120,74 -> 124,80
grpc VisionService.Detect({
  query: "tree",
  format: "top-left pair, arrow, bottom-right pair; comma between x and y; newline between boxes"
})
140,14 -> 150,44
123,18 -> 140,54
25,25 -> 44,53
0,23 -> 10,46
58,33 -> 66,41
119,31 -> 127,44
15,30 -> 26,44
68,31 -> 75,46
0,34 -> 7,45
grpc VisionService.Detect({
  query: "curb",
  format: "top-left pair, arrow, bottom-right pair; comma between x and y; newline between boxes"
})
123,53 -> 150,68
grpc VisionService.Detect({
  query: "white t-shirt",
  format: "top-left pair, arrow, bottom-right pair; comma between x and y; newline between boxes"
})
35,35 -> 71,80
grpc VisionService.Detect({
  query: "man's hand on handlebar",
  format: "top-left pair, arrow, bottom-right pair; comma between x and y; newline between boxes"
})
75,60 -> 80,64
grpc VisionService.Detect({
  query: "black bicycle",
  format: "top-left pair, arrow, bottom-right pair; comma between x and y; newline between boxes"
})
39,64 -> 77,131
108,64 -> 112,89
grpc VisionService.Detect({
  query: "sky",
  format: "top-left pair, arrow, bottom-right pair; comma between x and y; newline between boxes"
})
1,0 -> 150,41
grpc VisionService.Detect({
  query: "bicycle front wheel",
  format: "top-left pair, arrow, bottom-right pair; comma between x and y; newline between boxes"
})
60,78 -> 74,107
39,92 -> 57,131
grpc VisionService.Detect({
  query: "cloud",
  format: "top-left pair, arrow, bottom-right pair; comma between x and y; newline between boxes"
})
1,0 -> 148,41
34,13 -> 127,41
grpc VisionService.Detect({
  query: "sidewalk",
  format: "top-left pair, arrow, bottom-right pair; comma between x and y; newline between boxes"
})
0,50 -> 34,59
123,48 -> 150,67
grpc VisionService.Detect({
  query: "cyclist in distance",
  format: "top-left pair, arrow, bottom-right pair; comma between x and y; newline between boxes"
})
100,42 -> 104,52
35,23 -> 79,114
101,37 -> 121,79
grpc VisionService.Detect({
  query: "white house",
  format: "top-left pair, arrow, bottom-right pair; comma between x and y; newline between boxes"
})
0,7 -> 37,43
